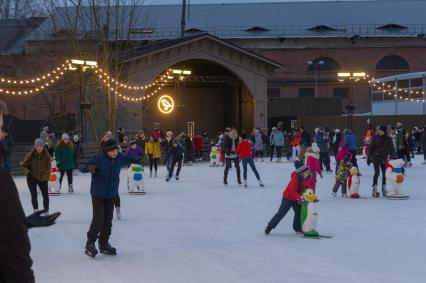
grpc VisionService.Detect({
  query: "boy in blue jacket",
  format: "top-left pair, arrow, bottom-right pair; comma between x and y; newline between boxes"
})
83,139 -> 134,257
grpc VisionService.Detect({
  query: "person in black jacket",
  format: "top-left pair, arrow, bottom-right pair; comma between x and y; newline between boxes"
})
166,139 -> 184,181
0,100 -> 60,283
222,128 -> 241,185
367,125 -> 396,197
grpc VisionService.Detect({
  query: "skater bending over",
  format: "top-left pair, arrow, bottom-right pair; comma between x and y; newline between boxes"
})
265,161 -> 311,235
83,139 -> 136,257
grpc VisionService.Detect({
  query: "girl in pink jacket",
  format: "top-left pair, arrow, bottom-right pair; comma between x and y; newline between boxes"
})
306,144 -> 323,191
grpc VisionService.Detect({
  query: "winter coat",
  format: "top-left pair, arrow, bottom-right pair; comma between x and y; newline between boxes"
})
306,154 -> 321,191
332,132 -> 342,153
394,129 -> 406,150
192,135 -> 204,153
283,172 -> 311,201
421,131 -> 426,148
55,142 -> 75,171
73,141 -> 83,168
368,134 -> 395,164
166,144 -> 184,162
135,137 -> 146,154
336,140 -> 352,162
274,131 -> 285,147
301,131 -> 312,147
222,134 -> 239,158
291,134 -> 301,146
84,151 -> 134,199
0,167 -> 35,283
342,131 -> 357,151
20,149 -> 51,182
145,141 -> 161,159
315,132 -> 329,153
126,146 -> 143,162
335,161 -> 350,183
236,140 -> 253,158
254,131 -> 264,151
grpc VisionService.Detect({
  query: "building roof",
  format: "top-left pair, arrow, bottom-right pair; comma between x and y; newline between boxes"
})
118,33 -> 282,68
30,1 -> 426,40
371,71 -> 426,83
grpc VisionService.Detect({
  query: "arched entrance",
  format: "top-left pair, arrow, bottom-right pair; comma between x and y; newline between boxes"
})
142,59 -> 254,134
120,33 -> 280,135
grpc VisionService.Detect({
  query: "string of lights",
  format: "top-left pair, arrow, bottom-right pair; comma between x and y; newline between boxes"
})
0,61 -> 71,85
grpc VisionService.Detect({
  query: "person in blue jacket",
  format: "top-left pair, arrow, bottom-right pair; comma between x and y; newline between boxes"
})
83,139 -> 135,258
342,129 -> 358,169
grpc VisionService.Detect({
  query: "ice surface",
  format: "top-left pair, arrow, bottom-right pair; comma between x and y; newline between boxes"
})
13,156 -> 426,283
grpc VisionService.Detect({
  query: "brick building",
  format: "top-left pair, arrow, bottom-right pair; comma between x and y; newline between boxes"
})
1,0 -> 426,140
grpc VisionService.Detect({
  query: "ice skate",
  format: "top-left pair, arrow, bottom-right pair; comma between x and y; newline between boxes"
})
116,207 -> 121,220
264,226 -> 272,236
259,179 -> 265,187
166,177 -> 170,182
407,161 -> 413,167
150,171 -> 152,178
372,185 -> 380,198
85,243 -> 98,258
261,158 -> 264,162
332,192 -> 337,197
342,193 -> 348,198
68,184 -> 74,193
223,179 -> 228,186
154,171 -> 157,178
99,242 -> 117,255
243,179 -> 248,188
176,175 -> 179,180
382,185 -> 388,197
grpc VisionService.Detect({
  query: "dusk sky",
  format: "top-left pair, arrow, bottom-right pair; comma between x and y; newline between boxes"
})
144,0 -> 375,4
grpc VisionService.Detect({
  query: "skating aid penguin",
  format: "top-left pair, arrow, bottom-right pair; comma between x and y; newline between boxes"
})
48,160 -> 61,195
348,167 -> 361,199
127,163 -> 145,194
385,159 -> 409,199
301,188 -> 320,238
210,145 -> 221,166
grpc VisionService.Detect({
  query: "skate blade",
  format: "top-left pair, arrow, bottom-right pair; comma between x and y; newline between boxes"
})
100,251 -> 117,256
385,195 -> 410,200
85,251 -> 97,258
128,191 -> 146,195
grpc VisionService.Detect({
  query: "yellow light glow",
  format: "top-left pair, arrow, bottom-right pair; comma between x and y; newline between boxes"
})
71,59 -> 85,65
182,70 -> 192,75
158,95 -> 174,114
338,73 -> 351,77
172,69 -> 182,74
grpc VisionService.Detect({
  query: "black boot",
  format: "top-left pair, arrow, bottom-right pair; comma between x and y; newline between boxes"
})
99,242 -> 117,255
265,226 -> 272,236
85,242 -> 98,258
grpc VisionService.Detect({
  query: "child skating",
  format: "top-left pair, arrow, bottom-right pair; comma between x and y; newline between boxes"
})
265,161 -> 311,235
332,156 -> 352,197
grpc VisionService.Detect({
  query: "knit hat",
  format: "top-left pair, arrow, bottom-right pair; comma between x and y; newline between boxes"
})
73,135 -> 79,142
311,143 -> 320,153
104,139 -> 118,152
379,125 -> 387,133
62,133 -> 70,140
34,138 -> 44,147
130,140 -> 137,146
294,160 -> 309,174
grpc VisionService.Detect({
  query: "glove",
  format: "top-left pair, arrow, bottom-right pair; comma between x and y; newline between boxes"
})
26,210 -> 61,229
297,196 -> 305,205
86,165 -> 96,174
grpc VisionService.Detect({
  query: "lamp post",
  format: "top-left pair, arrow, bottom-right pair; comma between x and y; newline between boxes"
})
337,72 -> 368,129
308,60 -> 324,97
69,59 -> 97,141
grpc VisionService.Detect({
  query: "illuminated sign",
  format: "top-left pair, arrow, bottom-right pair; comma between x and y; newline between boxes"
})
158,95 -> 174,114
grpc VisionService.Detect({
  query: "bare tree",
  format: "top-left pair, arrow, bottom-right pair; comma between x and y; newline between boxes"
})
32,0 -> 149,140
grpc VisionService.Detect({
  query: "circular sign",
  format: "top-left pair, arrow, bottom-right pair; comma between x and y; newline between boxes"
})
158,95 -> 174,114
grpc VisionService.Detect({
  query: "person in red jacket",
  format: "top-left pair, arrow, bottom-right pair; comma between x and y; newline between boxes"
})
192,133 -> 204,161
236,134 -> 264,188
265,160 -> 311,235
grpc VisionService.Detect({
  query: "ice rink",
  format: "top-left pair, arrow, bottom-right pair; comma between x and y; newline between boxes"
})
13,156 -> 426,283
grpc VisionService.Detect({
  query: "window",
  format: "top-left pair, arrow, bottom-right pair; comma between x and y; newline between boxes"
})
245,26 -> 270,32
376,55 -> 410,70
267,88 -> 280,97
377,24 -> 407,30
308,25 -> 337,32
333,88 -> 349,98
307,57 -> 340,72
298,88 -> 314,97
129,28 -> 155,34
185,28 -> 204,33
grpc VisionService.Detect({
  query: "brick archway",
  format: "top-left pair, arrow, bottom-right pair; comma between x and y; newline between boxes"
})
120,34 -> 280,133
